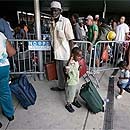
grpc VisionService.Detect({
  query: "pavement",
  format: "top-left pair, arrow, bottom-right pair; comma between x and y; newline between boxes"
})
0,70 -> 130,130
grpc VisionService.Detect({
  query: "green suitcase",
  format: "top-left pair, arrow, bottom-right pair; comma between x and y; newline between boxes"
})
80,81 -> 104,113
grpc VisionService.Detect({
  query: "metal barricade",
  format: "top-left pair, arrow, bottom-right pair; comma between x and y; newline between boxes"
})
9,39 -> 52,76
27,33 -> 51,40
93,40 -> 130,72
9,39 -> 130,82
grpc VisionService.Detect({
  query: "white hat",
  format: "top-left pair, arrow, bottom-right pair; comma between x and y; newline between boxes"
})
95,15 -> 99,19
86,15 -> 93,20
50,1 -> 62,9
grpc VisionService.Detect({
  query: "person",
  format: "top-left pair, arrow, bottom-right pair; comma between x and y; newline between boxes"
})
98,18 -> 112,41
86,15 -> 99,67
78,19 -> 88,40
109,18 -> 117,32
116,61 -> 129,99
98,18 -> 113,65
94,14 -> 99,25
71,13 -> 82,41
111,16 -> 129,76
65,47 -> 82,112
50,1 -> 74,91
0,32 -> 16,121
0,16 -> 14,39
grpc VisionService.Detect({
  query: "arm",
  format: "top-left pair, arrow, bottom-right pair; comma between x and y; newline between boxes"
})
92,30 -> 98,44
92,25 -> 98,44
6,40 -> 16,57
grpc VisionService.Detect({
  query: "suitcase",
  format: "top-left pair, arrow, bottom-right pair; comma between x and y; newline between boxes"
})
45,62 -> 57,80
9,74 -> 37,109
78,58 -> 88,78
79,81 -> 104,113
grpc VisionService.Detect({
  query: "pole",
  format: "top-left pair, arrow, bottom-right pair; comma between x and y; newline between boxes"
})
34,0 -> 44,80
103,0 -> 106,18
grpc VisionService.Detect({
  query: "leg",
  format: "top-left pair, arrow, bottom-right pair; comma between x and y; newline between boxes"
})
0,66 -> 14,121
65,84 -> 77,112
119,88 -> 125,95
116,83 -> 126,99
50,60 -> 67,91
72,84 -> 82,108
56,60 -> 67,89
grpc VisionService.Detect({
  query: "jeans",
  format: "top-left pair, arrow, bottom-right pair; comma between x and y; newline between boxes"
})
0,65 -> 14,117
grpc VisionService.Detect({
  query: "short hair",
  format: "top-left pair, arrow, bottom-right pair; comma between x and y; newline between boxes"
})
71,47 -> 81,56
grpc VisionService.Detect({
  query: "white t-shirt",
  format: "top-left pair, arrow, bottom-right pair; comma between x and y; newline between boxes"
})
115,23 -> 129,41
0,32 -> 9,66
119,69 -> 129,84
50,15 -> 74,60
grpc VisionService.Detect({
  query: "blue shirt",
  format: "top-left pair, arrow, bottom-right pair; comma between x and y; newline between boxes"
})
0,18 -> 14,39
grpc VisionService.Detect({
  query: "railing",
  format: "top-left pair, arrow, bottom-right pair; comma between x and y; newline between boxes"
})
93,40 -> 130,72
9,39 -> 52,76
9,38 -> 130,81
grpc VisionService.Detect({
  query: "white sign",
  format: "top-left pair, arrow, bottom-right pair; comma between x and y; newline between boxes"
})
28,41 -> 51,51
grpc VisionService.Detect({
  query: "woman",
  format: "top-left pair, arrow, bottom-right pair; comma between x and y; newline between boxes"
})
0,32 -> 16,121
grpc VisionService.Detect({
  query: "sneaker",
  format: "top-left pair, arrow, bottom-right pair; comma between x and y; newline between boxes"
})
2,111 -> 14,121
65,104 -> 75,113
116,95 -> 122,99
72,100 -> 82,108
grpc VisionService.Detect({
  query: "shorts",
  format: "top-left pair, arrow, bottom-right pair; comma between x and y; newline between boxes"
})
117,81 -> 128,89
92,47 -> 100,59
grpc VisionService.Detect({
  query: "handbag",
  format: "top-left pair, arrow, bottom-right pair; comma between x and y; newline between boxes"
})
45,61 -> 58,80
101,49 -> 108,62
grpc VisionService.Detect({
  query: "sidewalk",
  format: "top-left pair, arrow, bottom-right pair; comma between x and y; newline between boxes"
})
0,70 -> 129,130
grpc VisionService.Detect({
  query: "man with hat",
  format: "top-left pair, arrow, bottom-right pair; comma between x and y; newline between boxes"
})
86,15 -> 99,67
50,1 -> 74,91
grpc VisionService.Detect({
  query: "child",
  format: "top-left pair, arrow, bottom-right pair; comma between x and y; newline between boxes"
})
64,47 -> 82,113
117,61 -> 130,99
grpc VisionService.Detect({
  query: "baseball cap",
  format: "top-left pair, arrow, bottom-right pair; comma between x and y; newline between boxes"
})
95,15 -> 99,19
86,15 -> 93,20
50,1 -> 62,10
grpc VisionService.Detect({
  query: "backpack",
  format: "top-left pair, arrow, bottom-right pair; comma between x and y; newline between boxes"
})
98,24 -> 112,41
9,74 -> 37,109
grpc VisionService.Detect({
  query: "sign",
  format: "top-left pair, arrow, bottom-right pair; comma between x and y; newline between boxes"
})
28,41 -> 51,51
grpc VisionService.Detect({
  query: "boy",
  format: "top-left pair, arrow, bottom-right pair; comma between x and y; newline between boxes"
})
65,47 -> 82,113
117,61 -> 130,99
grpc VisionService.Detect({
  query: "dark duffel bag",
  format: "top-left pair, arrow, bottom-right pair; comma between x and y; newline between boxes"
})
9,74 -> 37,109
79,81 -> 104,114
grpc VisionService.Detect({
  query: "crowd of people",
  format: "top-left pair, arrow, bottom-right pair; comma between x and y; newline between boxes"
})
49,0 -> 130,113
0,0 -> 130,127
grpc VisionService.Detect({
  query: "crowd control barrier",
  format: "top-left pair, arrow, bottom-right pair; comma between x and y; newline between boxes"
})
9,39 -> 130,82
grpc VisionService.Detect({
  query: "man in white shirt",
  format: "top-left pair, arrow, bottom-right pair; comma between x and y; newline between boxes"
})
111,16 -> 129,76
115,16 -> 129,61
50,1 -> 74,91
115,16 -> 129,42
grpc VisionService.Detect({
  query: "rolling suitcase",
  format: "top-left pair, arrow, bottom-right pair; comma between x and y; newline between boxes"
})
9,74 -> 37,109
79,81 -> 104,113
